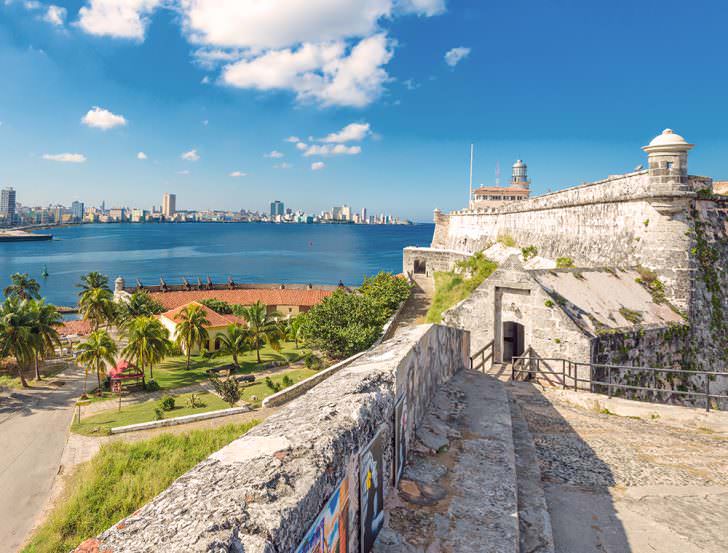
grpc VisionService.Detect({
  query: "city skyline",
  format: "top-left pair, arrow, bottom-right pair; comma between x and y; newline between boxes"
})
2,1 -> 728,222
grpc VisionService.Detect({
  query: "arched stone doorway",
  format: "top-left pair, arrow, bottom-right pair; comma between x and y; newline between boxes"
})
502,321 -> 525,362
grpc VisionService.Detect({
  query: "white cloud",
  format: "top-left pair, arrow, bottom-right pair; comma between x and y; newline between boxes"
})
265,150 -> 284,159
77,0 -> 161,40
285,136 -> 300,143
193,47 -> 244,69
81,106 -> 127,130
322,122 -> 371,143
273,162 -> 292,169
444,46 -> 471,67
44,5 -> 66,25
137,151 -> 147,159
200,75 -> 210,84
396,0 -> 445,16
23,1 -> 42,9
311,161 -> 326,171
43,153 -> 87,163
303,144 -> 361,157
181,149 -> 199,161
295,142 -> 308,151
229,171 -> 247,177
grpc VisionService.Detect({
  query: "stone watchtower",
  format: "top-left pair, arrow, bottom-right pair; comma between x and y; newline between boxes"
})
642,128 -> 695,195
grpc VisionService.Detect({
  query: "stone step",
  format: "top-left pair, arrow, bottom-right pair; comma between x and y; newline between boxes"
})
508,387 -> 555,553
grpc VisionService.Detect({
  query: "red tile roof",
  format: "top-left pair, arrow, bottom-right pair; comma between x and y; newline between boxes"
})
160,301 -> 246,328
59,319 -> 92,337
150,288 -> 333,310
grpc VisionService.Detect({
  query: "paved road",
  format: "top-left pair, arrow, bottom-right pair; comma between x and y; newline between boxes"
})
0,368 -> 85,553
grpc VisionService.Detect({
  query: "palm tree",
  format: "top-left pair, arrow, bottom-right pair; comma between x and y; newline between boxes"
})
285,314 -> 305,349
79,287 -> 115,330
122,316 -> 170,380
217,323 -> 250,367
0,297 -> 35,388
236,301 -> 282,363
29,300 -> 63,381
78,272 -> 110,295
4,273 -> 41,300
174,304 -> 210,369
76,330 -> 117,394
116,290 -> 165,328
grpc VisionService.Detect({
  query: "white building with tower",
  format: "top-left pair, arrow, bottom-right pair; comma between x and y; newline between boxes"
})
471,160 -> 531,208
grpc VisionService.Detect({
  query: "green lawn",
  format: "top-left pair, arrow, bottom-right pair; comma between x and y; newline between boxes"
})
22,421 -> 259,553
239,368 -> 318,407
71,391 -> 230,436
426,257 -> 499,323
150,342 -> 307,390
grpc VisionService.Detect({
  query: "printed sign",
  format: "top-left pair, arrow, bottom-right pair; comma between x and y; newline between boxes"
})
111,381 -> 122,394
295,477 -> 350,553
394,395 -> 407,485
359,430 -> 385,553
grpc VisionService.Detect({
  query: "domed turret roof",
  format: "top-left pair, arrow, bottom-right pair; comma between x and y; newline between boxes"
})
512,159 -> 526,168
643,129 -> 694,153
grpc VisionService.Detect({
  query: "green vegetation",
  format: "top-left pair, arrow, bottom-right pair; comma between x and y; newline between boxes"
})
300,272 -> 410,359
619,307 -> 644,325
234,301 -> 282,363
210,375 -> 241,407
239,368 -> 316,406
216,323 -> 251,367
199,298 -> 234,314
544,299 -> 554,308
497,233 -> 516,247
634,266 -> 667,304
556,257 -> 575,268
521,245 -> 538,261
75,330 -> 118,396
426,252 -> 498,323
122,316 -> 170,380
115,291 -> 164,325
71,391 -> 230,435
24,422 -> 259,552
174,303 -> 210,369
4,273 -> 41,300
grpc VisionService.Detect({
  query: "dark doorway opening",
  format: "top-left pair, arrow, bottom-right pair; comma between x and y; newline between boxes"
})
413,259 -> 427,274
502,321 -> 525,362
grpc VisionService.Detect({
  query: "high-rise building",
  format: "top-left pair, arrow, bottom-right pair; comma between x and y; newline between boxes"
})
163,193 -> 176,218
71,201 -> 85,221
360,207 -> 367,223
270,200 -> 284,217
1,187 -> 17,226
340,205 -> 351,221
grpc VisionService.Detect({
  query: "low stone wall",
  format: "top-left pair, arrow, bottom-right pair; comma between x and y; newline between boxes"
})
83,324 -> 469,553
402,246 -> 470,278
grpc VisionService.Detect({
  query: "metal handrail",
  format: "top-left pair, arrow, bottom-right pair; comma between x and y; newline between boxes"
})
511,353 -> 728,412
469,340 -> 494,372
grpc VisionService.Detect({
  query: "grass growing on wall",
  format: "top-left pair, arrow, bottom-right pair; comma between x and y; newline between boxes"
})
426,253 -> 498,323
22,421 -> 259,553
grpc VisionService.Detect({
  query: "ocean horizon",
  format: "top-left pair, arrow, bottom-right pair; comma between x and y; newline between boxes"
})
0,223 -> 435,307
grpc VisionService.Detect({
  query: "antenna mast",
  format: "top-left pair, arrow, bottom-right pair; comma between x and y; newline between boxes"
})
469,144 -> 474,209
495,160 -> 501,187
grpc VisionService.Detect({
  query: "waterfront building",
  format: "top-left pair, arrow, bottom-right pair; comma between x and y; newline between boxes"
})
162,193 -> 176,219
71,201 -> 84,222
361,207 -> 367,223
1,187 -> 17,226
471,160 -> 531,208
270,200 -> 284,218
160,302 -> 246,354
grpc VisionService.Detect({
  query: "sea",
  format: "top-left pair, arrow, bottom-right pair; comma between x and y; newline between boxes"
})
0,223 -> 435,307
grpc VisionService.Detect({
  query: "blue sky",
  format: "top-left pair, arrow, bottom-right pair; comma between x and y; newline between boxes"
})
1,0 -> 726,222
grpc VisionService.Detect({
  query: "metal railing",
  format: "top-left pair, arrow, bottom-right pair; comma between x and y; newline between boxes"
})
469,340 -> 494,372
511,350 -> 728,412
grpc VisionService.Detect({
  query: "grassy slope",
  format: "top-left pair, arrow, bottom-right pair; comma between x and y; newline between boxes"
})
239,368 -> 317,407
22,421 -> 259,553
426,257 -> 498,323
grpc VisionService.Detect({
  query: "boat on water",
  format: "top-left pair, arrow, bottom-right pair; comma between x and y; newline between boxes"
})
0,230 -> 53,242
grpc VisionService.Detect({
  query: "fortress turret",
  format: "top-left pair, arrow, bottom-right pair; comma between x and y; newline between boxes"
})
114,276 -> 125,293
511,159 -> 529,188
642,129 -> 694,195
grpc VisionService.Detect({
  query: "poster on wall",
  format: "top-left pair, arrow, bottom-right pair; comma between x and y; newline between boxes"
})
394,395 -> 407,486
295,477 -> 350,553
359,430 -> 385,553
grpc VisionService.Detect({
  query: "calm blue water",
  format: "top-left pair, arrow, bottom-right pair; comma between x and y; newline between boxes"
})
0,223 -> 434,306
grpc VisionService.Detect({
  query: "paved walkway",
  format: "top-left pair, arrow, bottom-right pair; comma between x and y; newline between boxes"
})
509,382 -> 728,553
393,275 -> 434,334
0,367 -> 87,553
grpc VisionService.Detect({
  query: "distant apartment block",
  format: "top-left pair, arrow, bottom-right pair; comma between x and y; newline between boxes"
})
163,193 -> 176,218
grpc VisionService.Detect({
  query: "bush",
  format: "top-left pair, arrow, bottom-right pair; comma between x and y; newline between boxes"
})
159,395 -> 175,411
154,408 -> 164,420
282,375 -> 294,388
187,393 -> 205,409
521,245 -> 538,261
210,376 -> 241,407
264,376 -> 281,392
359,272 -> 412,314
497,234 -> 516,247
304,352 -> 322,370
556,257 -> 575,268
145,379 -> 160,392
200,298 -> 234,314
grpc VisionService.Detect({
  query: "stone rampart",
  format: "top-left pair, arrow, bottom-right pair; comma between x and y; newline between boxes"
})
402,246 -> 470,278
84,324 -> 469,553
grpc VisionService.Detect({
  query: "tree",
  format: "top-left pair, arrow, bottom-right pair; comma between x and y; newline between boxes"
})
209,375 -> 240,408
79,287 -> 115,331
75,330 -> 117,394
0,297 -> 35,388
116,291 -> 165,328
29,300 -> 63,381
173,304 -> 210,369
285,314 -> 305,349
216,323 -> 250,367
78,272 -> 110,295
235,301 -> 282,363
359,272 -> 412,315
4,273 -> 41,300
122,316 -> 170,380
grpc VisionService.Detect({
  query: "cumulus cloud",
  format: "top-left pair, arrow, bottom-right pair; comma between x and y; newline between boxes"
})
137,151 -> 147,159
265,150 -> 284,159
311,161 -> 326,171
229,171 -> 247,177
295,142 -> 308,151
44,5 -> 66,25
444,46 -> 471,67
77,0 -> 161,40
303,144 -> 361,157
181,149 -> 200,161
285,136 -> 300,143
396,0 -> 446,16
322,122 -> 371,143
81,106 -> 127,130
43,153 -> 87,163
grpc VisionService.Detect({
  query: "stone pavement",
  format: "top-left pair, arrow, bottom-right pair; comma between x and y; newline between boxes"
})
509,381 -> 728,553
393,275 -> 434,333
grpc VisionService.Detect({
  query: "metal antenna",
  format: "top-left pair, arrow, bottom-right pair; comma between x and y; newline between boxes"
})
495,160 -> 501,187
469,144 -> 474,209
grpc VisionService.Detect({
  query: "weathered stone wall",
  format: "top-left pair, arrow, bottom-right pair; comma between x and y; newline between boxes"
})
593,325 -> 689,369
85,324 -> 469,553
430,172 -> 713,309
402,246 -> 470,278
